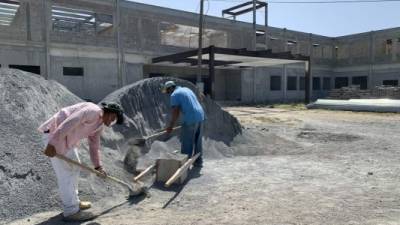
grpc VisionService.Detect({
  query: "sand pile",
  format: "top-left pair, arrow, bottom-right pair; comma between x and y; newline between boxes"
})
0,69 -> 129,223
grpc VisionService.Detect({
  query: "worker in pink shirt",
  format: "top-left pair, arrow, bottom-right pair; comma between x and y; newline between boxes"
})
38,102 -> 124,222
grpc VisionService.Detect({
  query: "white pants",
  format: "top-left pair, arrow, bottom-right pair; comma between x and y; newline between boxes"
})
43,134 -> 80,217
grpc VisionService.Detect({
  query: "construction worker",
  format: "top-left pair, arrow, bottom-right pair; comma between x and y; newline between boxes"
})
162,80 -> 205,168
38,102 -> 124,221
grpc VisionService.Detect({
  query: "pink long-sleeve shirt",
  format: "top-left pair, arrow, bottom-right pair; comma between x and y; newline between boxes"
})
38,102 -> 104,167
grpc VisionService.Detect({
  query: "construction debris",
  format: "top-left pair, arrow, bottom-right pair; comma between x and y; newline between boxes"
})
328,85 -> 400,100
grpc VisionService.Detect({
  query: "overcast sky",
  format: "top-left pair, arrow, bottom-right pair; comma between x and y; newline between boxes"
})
128,0 -> 400,37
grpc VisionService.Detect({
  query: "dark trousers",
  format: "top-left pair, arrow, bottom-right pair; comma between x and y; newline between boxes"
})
180,122 -> 203,165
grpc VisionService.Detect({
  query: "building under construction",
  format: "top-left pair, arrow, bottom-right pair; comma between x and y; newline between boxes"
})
0,0 -> 399,102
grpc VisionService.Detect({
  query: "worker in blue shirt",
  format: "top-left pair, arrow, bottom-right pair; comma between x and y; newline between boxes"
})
162,81 -> 205,167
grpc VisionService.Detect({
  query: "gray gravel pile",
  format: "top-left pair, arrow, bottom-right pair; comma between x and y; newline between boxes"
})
102,77 -> 242,144
0,69 -> 82,221
0,69 -> 129,223
0,72 -> 243,223
101,77 -> 242,169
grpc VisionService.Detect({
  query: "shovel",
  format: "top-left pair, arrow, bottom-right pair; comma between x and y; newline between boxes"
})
55,154 -> 149,197
124,126 -> 181,179
132,126 -> 181,146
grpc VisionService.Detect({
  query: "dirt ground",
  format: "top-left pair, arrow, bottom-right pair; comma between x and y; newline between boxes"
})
8,106 -> 400,225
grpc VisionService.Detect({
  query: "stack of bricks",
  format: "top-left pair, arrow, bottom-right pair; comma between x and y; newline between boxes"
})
328,85 -> 400,100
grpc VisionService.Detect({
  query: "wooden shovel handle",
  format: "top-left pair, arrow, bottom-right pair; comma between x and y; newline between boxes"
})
133,164 -> 156,182
55,154 -> 133,187
144,126 -> 181,140
56,154 -> 103,175
165,153 -> 201,187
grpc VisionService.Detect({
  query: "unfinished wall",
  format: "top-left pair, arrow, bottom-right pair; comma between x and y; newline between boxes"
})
240,69 -> 254,102
240,63 -> 314,103
50,0 -> 116,47
333,28 -> 400,91
50,55 -> 118,102
125,63 -> 144,85
213,70 -> 226,101
223,69 -> 242,101
334,28 -> 400,66
0,0 -> 398,103
287,64 -> 308,101
312,68 -> 334,100
0,1 -> 27,41
0,45 -> 44,72
0,0 -> 46,76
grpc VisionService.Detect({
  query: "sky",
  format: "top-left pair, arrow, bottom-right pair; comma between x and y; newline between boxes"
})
128,0 -> 400,37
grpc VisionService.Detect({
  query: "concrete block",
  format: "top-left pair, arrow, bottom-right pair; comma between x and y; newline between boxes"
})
156,155 -> 188,185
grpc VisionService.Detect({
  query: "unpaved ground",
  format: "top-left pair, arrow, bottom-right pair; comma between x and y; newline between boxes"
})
9,107 -> 400,225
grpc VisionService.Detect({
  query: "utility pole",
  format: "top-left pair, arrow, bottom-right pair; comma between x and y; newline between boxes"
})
197,0 -> 204,93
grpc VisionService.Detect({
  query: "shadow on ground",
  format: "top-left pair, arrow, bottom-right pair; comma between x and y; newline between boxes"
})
33,193 -> 148,225
149,166 -> 202,209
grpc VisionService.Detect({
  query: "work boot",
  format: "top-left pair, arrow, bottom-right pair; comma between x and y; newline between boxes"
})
79,201 -> 92,210
62,210 -> 96,222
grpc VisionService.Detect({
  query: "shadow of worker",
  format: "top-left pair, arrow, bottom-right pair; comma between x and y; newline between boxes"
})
33,212 -> 101,225
33,193 -> 148,225
151,166 -> 202,209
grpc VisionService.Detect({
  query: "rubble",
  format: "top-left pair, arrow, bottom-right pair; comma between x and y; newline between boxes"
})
328,85 -> 400,100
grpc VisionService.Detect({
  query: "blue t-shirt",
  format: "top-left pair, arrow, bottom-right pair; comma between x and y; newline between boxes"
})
170,86 -> 205,124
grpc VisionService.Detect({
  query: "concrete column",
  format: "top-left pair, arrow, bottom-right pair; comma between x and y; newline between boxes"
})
42,0 -> 51,79
264,3 -> 268,49
283,28 -> 287,51
252,0 -> 256,51
26,2 -> 31,41
308,33 -> 312,56
283,65 -> 287,102
115,0 -> 124,88
368,31 -> 374,89
252,67 -> 256,103
308,33 -> 313,100
348,40 -> 353,65
305,61 -> 311,103
392,36 -> 397,62
137,18 -> 143,50
240,69 -> 253,103
332,38 -> 337,67
209,46 -> 215,98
